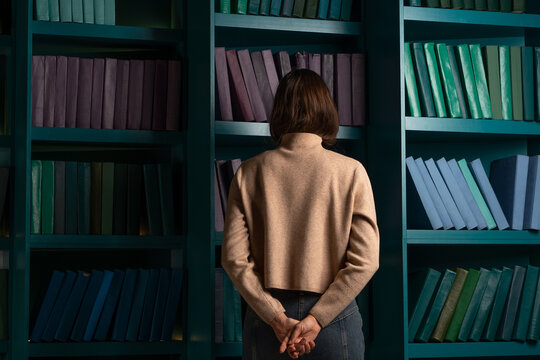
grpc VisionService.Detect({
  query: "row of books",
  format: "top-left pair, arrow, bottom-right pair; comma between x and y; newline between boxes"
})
405,43 -> 540,121
215,268 -> 243,343
408,0 -> 526,12
407,155 -> 540,231
35,0 -> 116,25
216,48 -> 365,126
30,161 -> 176,236
214,159 -> 242,232
409,265 -> 540,343
217,0 -> 355,21
31,56 -> 182,131
31,268 -> 183,342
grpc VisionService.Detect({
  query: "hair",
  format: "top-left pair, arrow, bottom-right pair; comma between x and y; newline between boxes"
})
269,69 -> 339,147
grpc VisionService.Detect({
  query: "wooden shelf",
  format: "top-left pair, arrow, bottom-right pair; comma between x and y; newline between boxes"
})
215,342 -> 243,357
407,230 -> 540,245
409,341 -> 540,358
30,235 -> 184,249
28,341 -> 184,357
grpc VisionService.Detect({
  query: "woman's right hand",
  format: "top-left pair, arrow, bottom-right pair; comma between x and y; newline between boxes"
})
270,313 -> 314,358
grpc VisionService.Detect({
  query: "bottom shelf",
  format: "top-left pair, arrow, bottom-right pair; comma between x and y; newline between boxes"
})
215,342 -> 242,357
28,341 -> 184,357
409,341 -> 540,358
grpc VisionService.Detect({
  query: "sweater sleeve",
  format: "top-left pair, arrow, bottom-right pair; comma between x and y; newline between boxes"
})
221,171 -> 286,325
308,163 -> 380,328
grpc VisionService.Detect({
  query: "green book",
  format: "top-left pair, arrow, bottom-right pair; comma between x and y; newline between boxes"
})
90,162 -> 102,235
218,0 -> 231,13
410,0 -> 422,5
78,162 -> 91,235
469,268 -> 502,341
65,161 -> 78,234
482,266 -> 514,341
426,0 -> 440,6
408,268 -> 442,342
451,0 -> 464,8
522,47 -> 535,121
101,162 -> 114,235
483,46 -> 502,120
233,0 -> 248,14
104,0 -> 115,25
457,268 -> 490,341
31,160 -> 42,235
445,268 -> 481,342
425,43 -> 447,117
223,273 -> 235,342
412,43 -> 436,117
513,0 -> 525,13
500,0 -> 511,11
0,270 -> 6,340
72,0 -> 83,23
441,0 -> 451,7
292,0 -> 306,17
474,0 -> 487,9
487,0 -> 498,10
404,43 -> 422,117
49,0 -> 60,21
470,44 -> 492,119
464,0 -> 474,8
513,265 -> 539,341
436,43 -> 461,118
499,46 -> 513,120
41,160 -> 55,235
537,48 -> 540,121
94,0 -> 105,24
416,269 -> 456,342
259,0 -> 271,15
510,46 -> 523,121
457,159 -> 497,229
527,269 -> 540,340
83,0 -> 94,23
36,0 -> 50,21
233,286 -> 242,341
248,0 -> 260,14
59,0 -> 72,22
304,0 -> 318,17
456,44 -> 482,119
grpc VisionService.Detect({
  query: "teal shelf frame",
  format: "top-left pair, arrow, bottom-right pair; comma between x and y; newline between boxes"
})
407,230 -> 540,245
29,235 -> 184,249
406,117 -> 540,137
28,341 -> 184,357
408,341 -> 540,358
215,342 -> 242,357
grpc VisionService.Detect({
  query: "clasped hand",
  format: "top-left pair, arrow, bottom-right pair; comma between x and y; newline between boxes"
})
270,313 -> 321,359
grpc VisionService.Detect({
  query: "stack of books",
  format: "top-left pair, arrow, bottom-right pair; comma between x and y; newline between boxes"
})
408,0 -> 525,12
404,43 -> 539,121
30,160 -> 177,236
35,0 -> 116,25
409,265 -> 540,343
214,159 -> 242,232
216,48 -> 365,126
31,56 -> 181,131
214,268 -> 243,343
30,268 -> 183,342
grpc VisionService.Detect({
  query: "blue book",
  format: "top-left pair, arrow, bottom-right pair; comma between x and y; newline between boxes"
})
111,269 -> 137,342
489,155 -> 528,230
125,269 -> 150,342
328,0 -> 341,19
437,158 -> 478,230
317,0 -> 330,18
71,270 -> 104,341
30,271 -> 65,342
83,270 -> 113,341
150,268 -> 170,341
41,270 -> 77,342
94,269 -> 125,341
55,271 -> 91,342
522,47 -> 535,121
406,157 -> 443,230
280,0 -> 294,16
269,0 -> 282,15
469,159 -> 510,230
138,269 -> 159,341
161,269 -> 184,340
448,159 -> 488,230
259,0 -> 271,14
525,156 -> 540,230
416,158 -> 453,229
425,158 -> 466,230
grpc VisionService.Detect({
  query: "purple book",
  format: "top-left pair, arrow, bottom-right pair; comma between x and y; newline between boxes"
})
43,56 -> 57,127
152,60 -> 168,130
65,57 -> 80,128
237,49 -> 267,122
76,58 -> 93,129
322,54 -> 334,98
226,50 -> 255,122
127,59 -> 144,130
251,51 -> 274,119
294,53 -> 307,70
141,60 -> 155,130
335,53 -> 352,126
308,53 -> 321,76
215,47 -> 233,121
114,60 -> 130,130
54,56 -> 68,128
274,51 -> 292,79
351,53 -> 366,126
102,58 -> 117,130
262,49 -> 279,97
166,60 -> 181,131
31,56 -> 45,127
90,58 -> 105,129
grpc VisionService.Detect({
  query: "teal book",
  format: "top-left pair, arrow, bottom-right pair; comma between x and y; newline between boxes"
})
410,0 -> 422,5
158,164 -> 176,236
233,286 -> 242,342
340,0 -> 353,20
447,45 -> 469,118
30,271 -> 65,342
292,0 -> 305,17
71,270 -> 104,341
83,269 -> 113,341
537,48 -> 540,121
36,0 -> 50,21
436,43 -> 461,118
65,161 -> 78,234
72,0 -> 83,23
93,270 -> 124,341
270,0 -> 282,15
94,0 -> 105,24
424,43 -> 447,118
317,0 -> 329,18
408,268 -> 442,342
469,268 -> 502,341
150,269 -> 170,341
457,268 -> 490,341
487,0 -> 498,10
55,271 -> 91,341
101,162 -> 114,235
233,0 -> 248,14
304,0 -> 318,18
125,269 -> 150,342
259,0 -> 270,14
500,0 -> 511,11
59,0 -> 72,22
482,266 -> 514,341
527,270 -> 540,340
161,269 -> 184,340
499,45 -> 513,120
41,160 -> 55,235
112,269 -> 137,341
412,43 -> 436,118
31,160 -> 42,235
470,44 -> 492,119
143,164 -> 163,236
510,46 -> 523,121
49,0 -> 60,21
404,43 -> 422,117
78,162 -> 91,235
483,45 -> 502,120
513,265 -> 539,341
223,273 -> 235,342
474,0 -> 487,10
41,270 -> 77,342
452,0 -> 464,8
522,47 -> 534,121
218,0 -> 231,13
464,0 -> 474,8
83,0 -> 94,23
441,0 -> 451,7
138,269 -> 159,341
456,45 -> 482,119
328,0 -> 341,19
104,0 -> 115,25
445,268 -> 481,342
248,0 -> 260,14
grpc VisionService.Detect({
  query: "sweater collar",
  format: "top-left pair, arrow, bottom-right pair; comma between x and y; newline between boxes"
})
280,133 -> 323,150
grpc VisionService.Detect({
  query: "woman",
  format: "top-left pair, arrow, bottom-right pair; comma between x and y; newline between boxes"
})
221,69 -> 379,359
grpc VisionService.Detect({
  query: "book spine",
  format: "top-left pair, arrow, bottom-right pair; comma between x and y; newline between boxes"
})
464,0 -> 474,8
404,43 -> 422,117
43,56 -> 56,127
259,0 -> 271,14
113,163 -> 127,235
94,0 -> 105,24
440,0 -> 451,7
72,0 -> 83,22
248,0 -> 260,14
78,162 -> 91,235
469,44 -> 492,119
152,60 -> 168,130
304,0 -> 318,18
218,0 -> 231,13
412,43 -> 436,118
451,0 -> 464,8
424,43 -> 447,118
351,54 -> 366,126
65,161 -> 78,234
83,0 -> 94,23
469,269 -> 501,341
483,46 -> 502,120
340,0 -> 353,19
90,58 -> 104,129
41,161 -> 55,235
49,0 -> 60,21
250,51 -> 274,122
101,162 -> 114,235
447,45 -> 468,119
127,59 -> 144,130
31,56 -> 45,127
143,164 -> 163,236
141,60 -> 156,129
126,164 -> 141,235
104,0 -> 115,25
237,50 -> 267,122
317,0 -> 330,18
76,58 -> 93,128
335,53 -> 352,126
226,50 -> 255,122
426,0 -> 441,6
487,0 -> 498,10
234,0 -> 248,14
59,0 -> 72,22
54,56 -> 67,127
456,44 -> 482,119
522,47 -> 535,121
102,58 -> 117,129
510,46 -> 523,121
500,0 -> 512,11
165,60 -> 182,131
114,60 -> 130,130
500,46 -> 513,120
36,0 -> 50,21
54,161 -> 65,234
436,44 -> 462,118
328,0 -> 341,19
474,0 -> 487,10
322,53 -> 334,97
269,0 -> 282,16
513,0 -> 525,12
31,160 -> 42,234
280,0 -> 294,16
90,162 -> 102,235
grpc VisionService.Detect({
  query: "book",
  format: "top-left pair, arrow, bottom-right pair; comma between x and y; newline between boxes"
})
111,268 -> 137,341
125,269 -> 150,342
90,162 -> 102,235
43,56 -> 56,127
262,49 -> 279,97
114,60 -> 130,129
522,47 -> 534,121
441,0 -> 451,6
408,268 -> 442,342
469,268 -> 501,341
280,0 -> 293,16
513,0 -> 525,12
65,161 -> 78,234
510,46 -> 524,121
76,58 -> 93,128
31,160 -> 42,234
500,45 -> 513,120
138,269 -> 159,341
412,43 -> 436,118
233,0 -> 248,14
104,0 -> 114,24
126,164 -> 142,235
322,53 -> 334,98
223,272 -> 235,341
237,49 -> 267,122
500,0 -> 511,11
496,265 -> 526,341
416,158 -> 453,229
55,271 -> 91,341
340,0 -> 353,20
139,60 -> 155,130
90,58 -> 104,129
113,163 -> 127,235
158,164 -> 176,236
274,51 -> 292,79
94,269 -> 125,341
335,53 -> 352,126
127,60 -> 144,130
41,160 -> 55,235
317,0 -> 330,18
214,166 -> 225,232
161,268 -> 183,340
248,0 -> 260,14
251,51 -> 274,119
445,268 -> 481,342
426,0 -> 440,7
59,0 -> 72,22
233,286 -> 242,342
83,0 -> 94,23
537,48 -> 540,121
143,163 -> 163,236
102,58 -> 117,130
72,0 -> 83,22
487,0 -> 498,10
304,0 -> 318,18
215,47 -> 233,121
525,156 -> 540,230
166,60 -> 181,131
215,268 -> 224,343
218,0 -> 231,13
41,270 -> 77,342
293,52 -> 307,70
152,60 -> 167,130
447,45 -> 468,118
101,162 -> 114,235
71,270 -> 105,341
30,271 -> 65,342
31,56 -> 45,127
54,56 -> 67,127
483,266 -> 514,340
464,0 -> 474,8
404,43 -> 421,117
94,0 -> 105,24
513,265 -> 539,341
351,54 -> 366,126
474,0 -> 487,9
292,0 -> 306,17
150,268 -> 170,341
436,44 -> 462,118
456,44 -> 481,119
308,53 -> 321,76
65,57 -> 80,128
83,269 -> 113,341
424,43 -> 447,118
456,268 -> 490,341
469,44 -> 492,119
226,50 -> 255,122
328,0 -> 342,19
451,0 -> 464,8
483,45 -> 502,120
527,270 -> 540,340
77,162 -> 91,235
259,0 -> 271,15
269,0 -> 282,15
36,0 -> 50,20
410,0 -> 422,5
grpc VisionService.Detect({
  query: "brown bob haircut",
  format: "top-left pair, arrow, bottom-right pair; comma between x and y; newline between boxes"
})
269,69 -> 339,147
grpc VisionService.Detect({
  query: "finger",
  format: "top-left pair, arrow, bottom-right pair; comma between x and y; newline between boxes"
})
288,324 -> 303,345
280,334 -> 290,354
309,340 -> 316,349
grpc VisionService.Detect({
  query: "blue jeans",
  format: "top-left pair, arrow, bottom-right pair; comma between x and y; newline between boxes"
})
243,289 -> 365,360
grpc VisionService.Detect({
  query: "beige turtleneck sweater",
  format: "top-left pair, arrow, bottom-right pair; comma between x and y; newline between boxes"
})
221,132 -> 379,328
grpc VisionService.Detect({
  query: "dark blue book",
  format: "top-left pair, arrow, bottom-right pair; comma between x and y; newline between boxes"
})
280,0 -> 293,15
489,155 -> 528,230
259,0 -> 271,14
496,265 -> 526,341
83,270 -> 114,341
41,270 -> 77,342
448,159 -> 488,230
55,271 -> 91,342
522,47 -> 535,121
269,0 -> 282,15
125,269 -> 150,342
525,156 -> 540,230
416,158 -> 453,229
71,270 -> 104,341
143,164 -> 163,236
425,158 -> 466,230
328,0 -> 341,19
111,269 -> 137,342
158,164 -> 175,236
436,157 -> 478,230
138,269 -> 159,341
65,161 -> 78,234
77,162 -> 91,235
30,271 -> 65,342
150,268 -> 170,341
317,0 -> 330,18
469,159 -> 510,230
161,269 -> 184,340
94,269 -> 125,341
